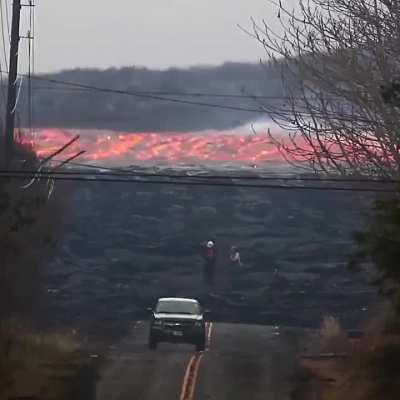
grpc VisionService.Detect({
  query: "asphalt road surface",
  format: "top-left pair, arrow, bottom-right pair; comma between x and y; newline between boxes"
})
96,322 -> 304,400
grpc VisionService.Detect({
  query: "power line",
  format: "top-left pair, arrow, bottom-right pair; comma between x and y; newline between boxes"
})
10,76 -> 22,114
27,0 -> 34,135
28,86 -> 267,98
0,60 -> 6,106
0,170 -> 397,192
2,165 -> 398,184
0,70 -> 362,121
0,71 -> 377,124
0,2 -> 8,107
3,0 -> 9,41
29,85 -> 342,102
0,1 -> 9,70
0,70 -> 263,113
40,157 -> 400,185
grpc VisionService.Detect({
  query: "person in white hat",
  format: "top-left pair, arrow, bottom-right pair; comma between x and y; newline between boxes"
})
202,240 -> 217,288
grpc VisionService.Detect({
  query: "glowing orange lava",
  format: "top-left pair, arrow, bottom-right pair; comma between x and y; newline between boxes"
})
20,128 -> 287,167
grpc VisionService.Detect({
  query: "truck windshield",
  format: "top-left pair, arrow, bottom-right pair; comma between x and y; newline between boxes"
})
156,300 -> 200,314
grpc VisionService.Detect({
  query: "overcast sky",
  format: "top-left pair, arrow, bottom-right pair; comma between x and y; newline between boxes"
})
13,0 -> 297,73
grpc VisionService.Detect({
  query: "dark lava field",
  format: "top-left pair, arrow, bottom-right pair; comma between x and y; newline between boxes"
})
43,175 -> 376,338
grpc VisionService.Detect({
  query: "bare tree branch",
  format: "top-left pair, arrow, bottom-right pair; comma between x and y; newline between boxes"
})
253,0 -> 400,177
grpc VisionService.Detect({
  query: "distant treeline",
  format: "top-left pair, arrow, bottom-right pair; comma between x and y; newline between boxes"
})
16,62 -> 284,131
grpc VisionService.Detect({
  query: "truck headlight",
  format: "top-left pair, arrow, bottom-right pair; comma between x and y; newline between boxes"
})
153,319 -> 163,327
194,321 -> 203,328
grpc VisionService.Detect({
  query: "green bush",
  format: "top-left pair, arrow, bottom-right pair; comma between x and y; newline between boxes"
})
351,196 -> 400,321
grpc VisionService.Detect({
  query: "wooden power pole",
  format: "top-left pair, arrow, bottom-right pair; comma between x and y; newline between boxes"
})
4,0 -> 22,167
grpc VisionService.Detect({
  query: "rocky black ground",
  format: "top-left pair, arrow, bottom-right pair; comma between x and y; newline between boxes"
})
42,167 -> 377,339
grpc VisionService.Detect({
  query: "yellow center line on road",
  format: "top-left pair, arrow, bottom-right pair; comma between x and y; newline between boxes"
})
180,355 -> 197,400
179,322 -> 213,400
186,354 -> 203,400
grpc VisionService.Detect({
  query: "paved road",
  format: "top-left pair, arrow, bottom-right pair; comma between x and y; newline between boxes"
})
96,322 -> 304,400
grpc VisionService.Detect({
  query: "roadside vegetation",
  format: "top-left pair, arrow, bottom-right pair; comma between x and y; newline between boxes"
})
298,311 -> 400,400
256,1 -> 400,398
0,147 -> 94,400
0,320 -> 93,400
351,197 -> 400,327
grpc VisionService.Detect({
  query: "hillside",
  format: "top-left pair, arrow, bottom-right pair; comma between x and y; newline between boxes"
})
21,62 -> 284,131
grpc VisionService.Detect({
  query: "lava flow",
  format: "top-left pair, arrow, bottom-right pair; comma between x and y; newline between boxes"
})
20,128 -> 288,167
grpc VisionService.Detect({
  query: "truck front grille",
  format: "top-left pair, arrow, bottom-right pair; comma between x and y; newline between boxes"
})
163,320 -> 194,329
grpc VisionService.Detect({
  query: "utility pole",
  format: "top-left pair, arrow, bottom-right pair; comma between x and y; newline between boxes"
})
4,0 -> 22,167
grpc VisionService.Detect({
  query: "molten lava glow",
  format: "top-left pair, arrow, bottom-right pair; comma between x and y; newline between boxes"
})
21,128 -> 288,166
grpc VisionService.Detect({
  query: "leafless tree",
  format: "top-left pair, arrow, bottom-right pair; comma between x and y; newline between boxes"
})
251,0 -> 400,177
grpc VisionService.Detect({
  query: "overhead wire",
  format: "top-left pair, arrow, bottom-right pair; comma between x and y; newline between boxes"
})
0,0 -> 9,108
0,1 -> 8,69
10,76 -> 23,114
24,154 -> 398,185
14,164 -> 400,184
0,70 -> 371,123
0,60 -> 6,107
0,170 -> 396,192
0,166 -> 398,185
3,0 -> 9,41
31,0 -> 35,132
27,0 -> 34,135
0,70 -> 263,113
29,85 -> 343,101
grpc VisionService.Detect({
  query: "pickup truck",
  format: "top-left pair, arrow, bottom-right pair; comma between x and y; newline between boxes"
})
148,297 -> 206,351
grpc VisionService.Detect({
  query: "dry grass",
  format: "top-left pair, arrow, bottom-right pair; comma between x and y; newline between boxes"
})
299,311 -> 400,400
0,177 -> 71,321
319,316 -> 351,354
0,321 -> 91,400
0,150 -> 92,399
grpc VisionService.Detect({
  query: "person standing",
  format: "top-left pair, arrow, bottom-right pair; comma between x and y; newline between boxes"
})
229,246 -> 242,267
229,246 -> 243,267
228,245 -> 243,288
202,240 -> 217,288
